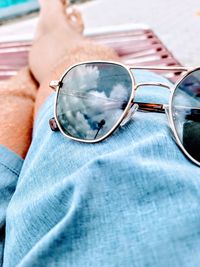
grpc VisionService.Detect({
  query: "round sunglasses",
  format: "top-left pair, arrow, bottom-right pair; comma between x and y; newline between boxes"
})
49,61 -> 200,167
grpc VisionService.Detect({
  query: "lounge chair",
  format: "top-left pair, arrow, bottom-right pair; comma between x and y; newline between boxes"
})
0,24 -> 182,82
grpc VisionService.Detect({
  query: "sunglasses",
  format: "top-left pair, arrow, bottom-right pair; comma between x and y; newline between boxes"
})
49,61 -> 200,166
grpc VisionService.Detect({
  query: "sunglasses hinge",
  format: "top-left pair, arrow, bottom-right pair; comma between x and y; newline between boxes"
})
49,80 -> 60,91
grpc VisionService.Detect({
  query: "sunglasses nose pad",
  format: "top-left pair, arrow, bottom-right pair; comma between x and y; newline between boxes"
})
165,107 -> 177,144
120,103 -> 139,127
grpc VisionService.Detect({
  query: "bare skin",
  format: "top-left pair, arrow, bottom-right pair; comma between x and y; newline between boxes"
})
29,0 -> 120,118
0,68 -> 37,158
0,0 -> 120,158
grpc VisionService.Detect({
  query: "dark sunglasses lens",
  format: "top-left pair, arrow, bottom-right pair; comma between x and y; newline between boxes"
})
56,63 -> 132,140
172,69 -> 200,163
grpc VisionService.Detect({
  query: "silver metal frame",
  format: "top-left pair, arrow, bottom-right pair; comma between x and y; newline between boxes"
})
49,61 -> 200,167
168,67 -> 200,167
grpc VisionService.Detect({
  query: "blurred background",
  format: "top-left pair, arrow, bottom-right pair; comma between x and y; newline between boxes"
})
0,0 -> 199,65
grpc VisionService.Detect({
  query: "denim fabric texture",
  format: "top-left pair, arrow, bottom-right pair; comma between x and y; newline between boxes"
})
0,71 -> 200,267
0,146 -> 23,266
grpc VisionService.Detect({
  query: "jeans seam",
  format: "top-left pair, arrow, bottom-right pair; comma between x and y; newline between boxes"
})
0,161 -> 20,177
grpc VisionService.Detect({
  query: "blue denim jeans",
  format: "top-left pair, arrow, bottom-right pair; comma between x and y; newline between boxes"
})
0,71 -> 200,267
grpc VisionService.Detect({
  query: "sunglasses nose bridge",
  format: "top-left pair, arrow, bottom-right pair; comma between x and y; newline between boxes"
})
134,82 -> 171,91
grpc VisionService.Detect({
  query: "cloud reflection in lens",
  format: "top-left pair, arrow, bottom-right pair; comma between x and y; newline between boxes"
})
56,63 -> 132,140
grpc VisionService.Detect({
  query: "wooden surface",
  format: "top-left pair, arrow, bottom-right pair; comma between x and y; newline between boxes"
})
0,28 -> 182,82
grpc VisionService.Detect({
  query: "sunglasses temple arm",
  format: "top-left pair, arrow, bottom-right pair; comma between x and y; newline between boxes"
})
134,102 -> 166,113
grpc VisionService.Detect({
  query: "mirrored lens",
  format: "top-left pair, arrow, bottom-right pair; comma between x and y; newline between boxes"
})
56,62 -> 133,141
172,69 -> 200,163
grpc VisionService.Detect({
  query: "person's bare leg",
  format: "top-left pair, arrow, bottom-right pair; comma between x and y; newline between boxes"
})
29,0 -> 120,119
0,0 -> 120,158
0,0 -> 86,158
0,68 -> 37,158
